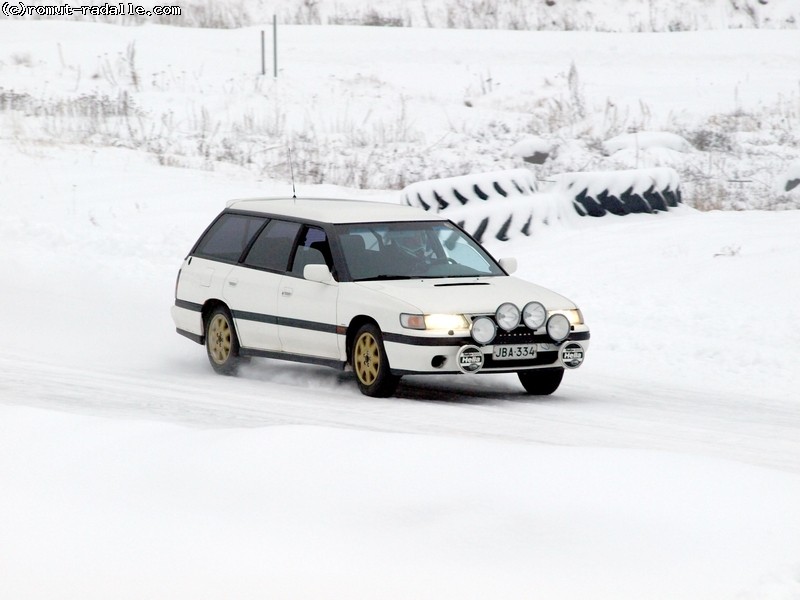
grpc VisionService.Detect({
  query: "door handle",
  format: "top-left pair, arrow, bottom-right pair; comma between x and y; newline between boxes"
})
227,279 -> 238,287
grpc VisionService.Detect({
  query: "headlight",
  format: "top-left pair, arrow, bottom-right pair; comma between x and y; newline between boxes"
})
495,302 -> 521,331
470,316 -> 497,345
522,301 -> 547,330
553,309 -> 583,326
400,313 -> 469,331
546,313 -> 571,342
424,314 -> 469,330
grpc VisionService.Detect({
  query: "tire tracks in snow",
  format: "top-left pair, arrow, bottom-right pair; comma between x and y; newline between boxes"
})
2,354 -> 799,474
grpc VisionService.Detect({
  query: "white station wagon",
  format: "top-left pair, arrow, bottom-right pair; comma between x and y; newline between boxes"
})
171,198 -> 590,397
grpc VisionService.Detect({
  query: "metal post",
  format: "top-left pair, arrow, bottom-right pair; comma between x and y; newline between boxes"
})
260,30 -> 265,76
273,14 -> 278,78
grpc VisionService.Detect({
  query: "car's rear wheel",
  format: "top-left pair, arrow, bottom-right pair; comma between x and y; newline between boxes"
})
352,324 -> 400,397
518,367 -> 564,395
206,306 -> 244,375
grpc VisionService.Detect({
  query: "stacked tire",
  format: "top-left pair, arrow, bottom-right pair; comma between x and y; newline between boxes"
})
549,167 -> 683,217
400,167 -> 685,243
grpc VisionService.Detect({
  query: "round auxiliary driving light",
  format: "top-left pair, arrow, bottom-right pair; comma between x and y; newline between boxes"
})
471,316 -> 497,345
495,303 -> 521,332
546,313 -> 571,342
522,301 -> 547,330
561,343 -> 585,369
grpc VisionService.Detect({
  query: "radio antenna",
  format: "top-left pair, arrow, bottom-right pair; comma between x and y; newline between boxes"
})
288,146 -> 297,200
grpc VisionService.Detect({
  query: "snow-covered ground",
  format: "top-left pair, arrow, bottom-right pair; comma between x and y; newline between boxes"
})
2,14 -> 800,600
2,140 -> 800,600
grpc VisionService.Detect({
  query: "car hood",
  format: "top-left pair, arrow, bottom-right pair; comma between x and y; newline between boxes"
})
354,276 -> 577,315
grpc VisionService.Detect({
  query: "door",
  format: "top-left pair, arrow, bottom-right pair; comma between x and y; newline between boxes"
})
224,219 -> 301,351
277,226 -> 341,359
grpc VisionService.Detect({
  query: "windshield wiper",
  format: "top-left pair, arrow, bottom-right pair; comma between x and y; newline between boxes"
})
356,274 -> 417,281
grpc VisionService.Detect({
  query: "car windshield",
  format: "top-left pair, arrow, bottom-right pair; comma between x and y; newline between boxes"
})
336,221 -> 505,281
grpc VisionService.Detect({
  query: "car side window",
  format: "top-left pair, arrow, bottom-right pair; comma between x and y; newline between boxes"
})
193,213 -> 266,262
289,227 -> 333,278
243,219 -> 302,272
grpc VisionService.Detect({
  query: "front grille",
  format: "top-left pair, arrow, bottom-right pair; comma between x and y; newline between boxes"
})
493,327 -> 550,344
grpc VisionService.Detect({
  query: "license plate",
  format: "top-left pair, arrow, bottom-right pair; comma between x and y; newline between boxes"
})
492,344 -> 537,360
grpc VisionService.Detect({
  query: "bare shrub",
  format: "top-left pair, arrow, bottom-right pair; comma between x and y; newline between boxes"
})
687,129 -> 735,152
10,53 -> 34,67
686,179 -> 729,211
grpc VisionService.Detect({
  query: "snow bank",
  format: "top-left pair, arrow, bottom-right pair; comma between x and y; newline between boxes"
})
602,131 -> 693,155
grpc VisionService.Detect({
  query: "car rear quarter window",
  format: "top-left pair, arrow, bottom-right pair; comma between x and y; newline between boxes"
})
194,213 -> 266,262
244,219 -> 302,272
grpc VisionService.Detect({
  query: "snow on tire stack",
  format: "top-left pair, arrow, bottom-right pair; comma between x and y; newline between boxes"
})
780,159 -> 800,194
549,167 -> 683,217
401,167 -> 685,243
401,168 -> 573,243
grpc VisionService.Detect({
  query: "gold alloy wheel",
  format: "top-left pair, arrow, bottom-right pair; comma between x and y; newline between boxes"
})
208,313 -> 232,365
354,331 -> 380,386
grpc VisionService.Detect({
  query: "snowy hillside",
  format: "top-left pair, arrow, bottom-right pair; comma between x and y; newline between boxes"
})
1,11 -> 800,600
1,18 -> 799,208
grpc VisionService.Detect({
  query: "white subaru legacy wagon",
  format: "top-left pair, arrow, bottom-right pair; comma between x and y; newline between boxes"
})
171,198 -> 590,397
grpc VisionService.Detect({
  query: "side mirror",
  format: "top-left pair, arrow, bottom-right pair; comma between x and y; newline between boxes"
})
498,257 -> 518,275
304,264 -> 334,284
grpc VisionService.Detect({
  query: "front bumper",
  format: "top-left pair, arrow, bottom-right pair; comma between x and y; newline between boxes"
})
385,328 -> 590,375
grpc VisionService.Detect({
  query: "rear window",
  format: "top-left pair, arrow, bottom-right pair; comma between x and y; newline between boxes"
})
194,213 -> 266,262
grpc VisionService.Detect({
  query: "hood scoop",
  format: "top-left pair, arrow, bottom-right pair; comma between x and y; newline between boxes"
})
433,282 -> 491,287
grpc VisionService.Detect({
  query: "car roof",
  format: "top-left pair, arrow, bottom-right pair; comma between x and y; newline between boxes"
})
225,197 -> 445,224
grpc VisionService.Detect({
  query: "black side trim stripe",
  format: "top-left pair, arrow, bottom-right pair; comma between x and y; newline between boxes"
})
176,328 -> 203,344
277,316 -> 338,334
175,299 -> 203,312
383,332 -> 471,347
569,331 -> 591,341
232,311 -> 339,334
177,301 -> 339,336
232,310 -> 277,325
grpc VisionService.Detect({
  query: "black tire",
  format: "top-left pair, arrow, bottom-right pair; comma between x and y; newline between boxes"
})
518,368 -> 564,395
205,306 -> 244,375
351,324 -> 400,397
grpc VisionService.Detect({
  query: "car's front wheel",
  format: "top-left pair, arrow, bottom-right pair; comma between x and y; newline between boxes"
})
352,324 -> 400,397
518,368 -> 564,395
205,306 -> 244,375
